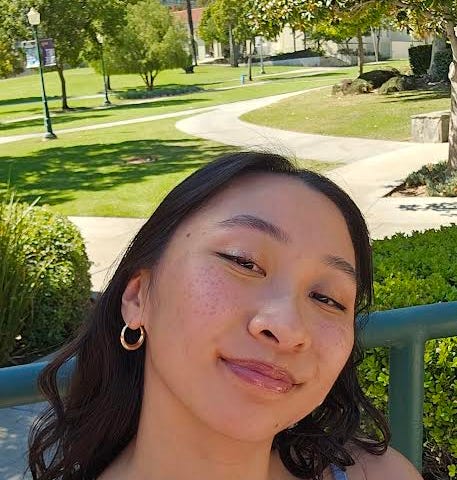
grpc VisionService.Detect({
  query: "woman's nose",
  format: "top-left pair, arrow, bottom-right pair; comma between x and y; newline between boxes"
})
247,296 -> 312,352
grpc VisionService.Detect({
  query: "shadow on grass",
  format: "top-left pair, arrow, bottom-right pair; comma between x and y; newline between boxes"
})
0,112 -> 112,132
380,90 -> 451,104
110,96 -> 208,112
263,71 -> 346,83
0,139 -> 230,206
0,97 -> 209,135
0,96 -> 60,107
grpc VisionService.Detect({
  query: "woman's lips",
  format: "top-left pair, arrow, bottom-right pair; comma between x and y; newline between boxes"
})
221,357 -> 296,394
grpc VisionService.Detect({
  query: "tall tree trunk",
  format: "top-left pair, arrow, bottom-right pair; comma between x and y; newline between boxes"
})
429,36 -> 448,80
302,30 -> 307,50
292,28 -> 296,52
357,29 -> 364,76
376,28 -> 382,61
247,40 -> 253,81
370,27 -> 379,63
445,23 -> 457,171
186,0 -> 198,68
228,24 -> 238,67
57,62 -> 69,110
106,75 -> 111,91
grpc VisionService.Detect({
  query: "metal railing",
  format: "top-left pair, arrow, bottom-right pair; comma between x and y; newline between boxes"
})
1,301 -> 457,471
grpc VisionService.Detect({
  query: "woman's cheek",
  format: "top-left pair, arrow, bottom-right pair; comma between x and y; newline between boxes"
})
171,261 -> 244,333
314,319 -> 354,368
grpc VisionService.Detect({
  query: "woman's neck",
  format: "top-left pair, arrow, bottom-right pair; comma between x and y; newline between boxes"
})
102,363 -> 276,480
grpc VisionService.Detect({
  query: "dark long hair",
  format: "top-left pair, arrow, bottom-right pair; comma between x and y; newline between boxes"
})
28,152 -> 389,480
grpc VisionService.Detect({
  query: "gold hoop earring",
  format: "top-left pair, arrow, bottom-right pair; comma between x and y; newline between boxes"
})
120,324 -> 145,351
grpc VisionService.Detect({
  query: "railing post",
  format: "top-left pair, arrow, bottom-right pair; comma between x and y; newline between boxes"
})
388,340 -> 425,471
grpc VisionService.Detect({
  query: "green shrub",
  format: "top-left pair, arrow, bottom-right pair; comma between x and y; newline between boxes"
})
378,76 -> 407,95
332,78 -> 373,95
358,68 -> 400,89
409,44 -> 433,76
0,197 -> 91,366
405,161 -> 457,197
116,84 -> 202,100
359,226 -> 457,479
430,49 -> 453,83
0,194 -> 41,365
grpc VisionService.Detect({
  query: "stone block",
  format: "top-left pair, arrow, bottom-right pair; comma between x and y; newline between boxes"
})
411,110 -> 450,143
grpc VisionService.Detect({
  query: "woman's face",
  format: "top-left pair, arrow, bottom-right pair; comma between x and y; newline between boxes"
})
125,173 -> 358,442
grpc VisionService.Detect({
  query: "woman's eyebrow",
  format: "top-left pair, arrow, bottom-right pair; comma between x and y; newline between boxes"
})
323,255 -> 357,283
217,214 -> 290,243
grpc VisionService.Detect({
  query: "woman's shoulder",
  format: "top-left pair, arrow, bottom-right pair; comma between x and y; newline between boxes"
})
270,445 -> 423,480
344,445 -> 424,480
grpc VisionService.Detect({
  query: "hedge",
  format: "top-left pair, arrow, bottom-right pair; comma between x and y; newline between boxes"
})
409,44 -> 433,76
359,225 -> 457,479
430,49 -> 453,83
0,196 -> 91,366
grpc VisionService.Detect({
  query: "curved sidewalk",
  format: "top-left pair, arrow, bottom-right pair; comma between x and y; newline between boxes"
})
175,89 -> 414,163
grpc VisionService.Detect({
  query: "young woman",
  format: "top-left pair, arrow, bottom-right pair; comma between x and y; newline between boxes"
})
28,152 -> 423,480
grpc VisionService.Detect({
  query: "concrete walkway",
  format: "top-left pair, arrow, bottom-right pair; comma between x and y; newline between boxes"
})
175,88 -> 415,163
2,82 -> 457,480
0,106 -> 216,145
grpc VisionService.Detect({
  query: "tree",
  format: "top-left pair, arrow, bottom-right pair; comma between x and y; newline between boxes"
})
199,0 -> 257,67
371,0 -> 457,170
107,0 -> 189,89
0,41 -> 24,78
249,0 -> 387,75
31,0 -> 93,110
185,0 -> 198,69
0,0 -> 28,78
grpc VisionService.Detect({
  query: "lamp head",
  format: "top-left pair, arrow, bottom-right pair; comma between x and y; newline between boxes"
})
27,7 -> 41,26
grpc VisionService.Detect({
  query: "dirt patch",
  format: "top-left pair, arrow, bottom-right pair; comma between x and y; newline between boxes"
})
124,155 -> 158,165
387,183 -> 428,197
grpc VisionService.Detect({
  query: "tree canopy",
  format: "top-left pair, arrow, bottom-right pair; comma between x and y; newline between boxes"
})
106,0 -> 189,89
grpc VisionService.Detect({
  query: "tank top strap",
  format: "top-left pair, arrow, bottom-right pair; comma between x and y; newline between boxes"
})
329,463 -> 349,480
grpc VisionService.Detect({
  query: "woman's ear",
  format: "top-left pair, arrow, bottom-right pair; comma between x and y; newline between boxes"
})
121,270 -> 150,329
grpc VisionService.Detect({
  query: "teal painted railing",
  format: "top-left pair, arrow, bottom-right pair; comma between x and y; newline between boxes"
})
1,301 -> 457,472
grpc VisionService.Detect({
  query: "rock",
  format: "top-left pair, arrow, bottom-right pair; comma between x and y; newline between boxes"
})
358,68 -> 400,89
411,111 -> 450,143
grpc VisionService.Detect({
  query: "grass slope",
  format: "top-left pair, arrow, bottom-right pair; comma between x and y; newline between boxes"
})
0,119 -> 334,217
242,87 -> 450,141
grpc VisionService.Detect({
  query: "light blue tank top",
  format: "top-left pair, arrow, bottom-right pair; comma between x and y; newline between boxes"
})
330,463 -> 349,480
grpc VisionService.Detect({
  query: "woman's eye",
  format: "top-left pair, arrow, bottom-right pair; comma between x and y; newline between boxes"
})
217,253 -> 265,275
311,292 -> 346,312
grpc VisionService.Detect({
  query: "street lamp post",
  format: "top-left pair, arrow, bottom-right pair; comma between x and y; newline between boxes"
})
96,33 -> 111,107
26,7 -> 57,140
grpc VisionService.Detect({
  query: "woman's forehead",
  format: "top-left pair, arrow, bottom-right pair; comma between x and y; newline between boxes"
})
176,173 -> 356,262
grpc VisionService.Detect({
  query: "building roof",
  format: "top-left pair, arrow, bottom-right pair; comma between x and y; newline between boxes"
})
172,7 -> 204,26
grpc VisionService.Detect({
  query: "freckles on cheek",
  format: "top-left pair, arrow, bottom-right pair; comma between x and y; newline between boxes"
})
178,264 -> 234,328
316,322 -> 354,363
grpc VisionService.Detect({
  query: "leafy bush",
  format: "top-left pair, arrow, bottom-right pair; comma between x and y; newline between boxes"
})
409,44 -> 433,76
430,49 -> 453,83
359,226 -> 457,479
358,68 -> 400,89
0,195 -> 41,365
332,78 -> 373,95
0,196 -> 91,366
378,76 -> 407,95
116,84 -> 202,100
405,161 -> 457,197
261,48 -> 323,61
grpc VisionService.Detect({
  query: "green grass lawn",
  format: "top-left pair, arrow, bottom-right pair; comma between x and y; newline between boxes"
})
0,61 -> 410,137
0,118 -> 335,217
242,85 -> 451,141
